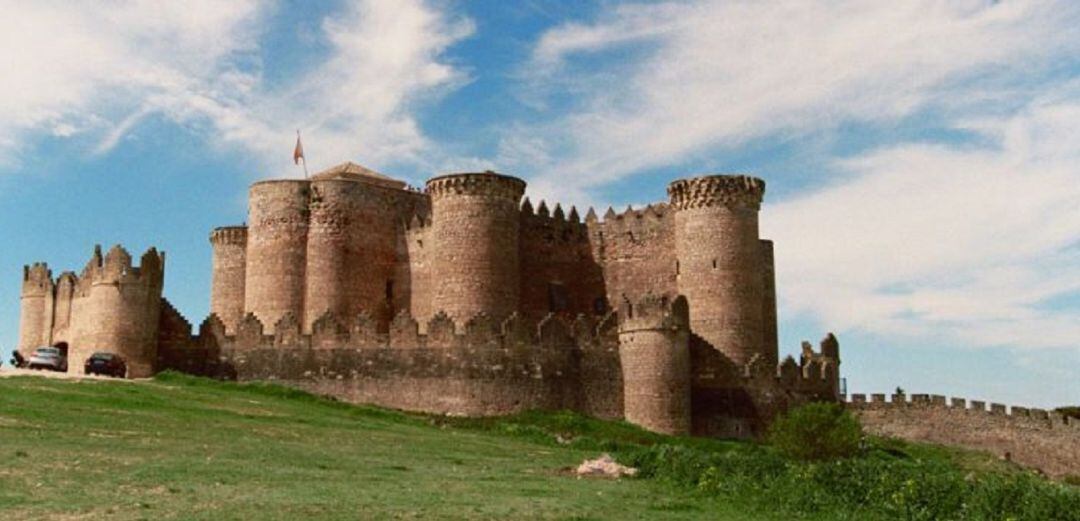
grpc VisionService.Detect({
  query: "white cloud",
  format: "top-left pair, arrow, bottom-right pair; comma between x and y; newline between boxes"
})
512,0 -> 1080,351
513,0 -> 1080,189
0,0 -> 473,176
0,0 -> 263,163
763,94 -> 1080,349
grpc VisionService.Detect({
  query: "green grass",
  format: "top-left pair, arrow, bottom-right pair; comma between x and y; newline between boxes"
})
0,373 -> 762,520
0,372 -> 1076,520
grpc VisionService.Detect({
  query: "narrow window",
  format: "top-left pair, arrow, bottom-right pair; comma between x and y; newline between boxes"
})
385,280 -> 394,303
675,260 -> 680,275
548,282 -> 568,312
712,258 -> 717,269
593,297 -> 608,315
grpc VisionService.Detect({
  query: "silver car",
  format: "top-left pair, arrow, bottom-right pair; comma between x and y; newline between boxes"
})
28,346 -> 68,372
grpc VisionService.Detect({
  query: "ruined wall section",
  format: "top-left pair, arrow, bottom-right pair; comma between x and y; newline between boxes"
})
68,245 -> 165,377
617,294 -> 691,435
848,394 -> 1080,478
690,332 -> 839,438
669,175 -> 767,368
209,226 -> 247,333
518,200 -> 605,322
587,205 -> 677,310
425,173 -> 525,326
17,263 -> 53,355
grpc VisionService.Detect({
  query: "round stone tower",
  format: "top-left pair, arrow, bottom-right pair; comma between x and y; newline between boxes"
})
425,172 -> 526,324
17,263 -> 53,356
618,294 -> 691,435
668,175 -> 766,367
303,177 -> 398,331
209,226 -> 247,334
244,180 -> 310,332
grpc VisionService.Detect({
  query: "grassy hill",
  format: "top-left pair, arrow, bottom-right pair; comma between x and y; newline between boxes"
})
0,373 -> 1076,520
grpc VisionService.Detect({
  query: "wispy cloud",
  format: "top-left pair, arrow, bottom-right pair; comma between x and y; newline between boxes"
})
508,0 -> 1080,351
0,0 -> 473,175
510,0 -> 1080,191
764,90 -> 1080,349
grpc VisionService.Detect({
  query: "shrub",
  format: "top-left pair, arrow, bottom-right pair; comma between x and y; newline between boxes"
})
767,401 -> 862,461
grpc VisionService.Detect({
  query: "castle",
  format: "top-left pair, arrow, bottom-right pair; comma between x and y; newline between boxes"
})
17,163 -> 841,437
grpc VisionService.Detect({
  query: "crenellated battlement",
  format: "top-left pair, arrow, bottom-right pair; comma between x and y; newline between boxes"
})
209,226 -> 248,246
846,393 -> 1078,428
76,244 -> 165,290
425,171 -> 526,200
667,175 -> 765,211
21,262 -> 54,294
195,307 -> 617,352
846,392 -> 1080,477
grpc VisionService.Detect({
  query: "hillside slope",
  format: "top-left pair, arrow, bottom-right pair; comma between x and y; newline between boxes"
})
0,373 -> 755,520
0,373 -> 1076,520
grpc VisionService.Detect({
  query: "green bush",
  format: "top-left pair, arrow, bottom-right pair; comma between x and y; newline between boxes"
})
767,401 -> 862,461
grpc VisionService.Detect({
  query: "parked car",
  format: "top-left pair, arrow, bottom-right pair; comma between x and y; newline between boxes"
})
28,346 -> 67,372
84,352 -> 126,378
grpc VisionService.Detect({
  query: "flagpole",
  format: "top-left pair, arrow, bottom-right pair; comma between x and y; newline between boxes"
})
297,129 -> 309,179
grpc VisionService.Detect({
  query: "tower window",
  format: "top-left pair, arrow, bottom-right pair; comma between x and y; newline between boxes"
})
385,280 -> 394,303
593,297 -> 608,315
548,282 -> 568,312
712,258 -> 717,269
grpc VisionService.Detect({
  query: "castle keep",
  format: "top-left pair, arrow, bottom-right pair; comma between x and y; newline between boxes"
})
17,163 -> 840,436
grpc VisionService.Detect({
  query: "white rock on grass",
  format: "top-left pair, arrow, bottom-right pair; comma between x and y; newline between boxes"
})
575,454 -> 638,478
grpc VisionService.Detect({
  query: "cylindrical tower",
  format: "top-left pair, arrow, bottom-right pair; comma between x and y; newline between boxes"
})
303,179 -> 399,331
209,226 -> 248,334
618,294 -> 691,435
669,175 -> 766,367
17,263 -> 53,356
244,180 -> 310,333
425,172 -> 525,324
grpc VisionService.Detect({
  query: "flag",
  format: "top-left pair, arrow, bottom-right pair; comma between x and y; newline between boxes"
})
293,131 -> 305,165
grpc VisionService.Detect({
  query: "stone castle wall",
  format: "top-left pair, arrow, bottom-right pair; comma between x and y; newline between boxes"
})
669,175 -> 767,367
518,201 -> 605,321
589,205 -> 678,312
244,180 -> 310,334
426,173 -> 526,326
17,245 -> 165,377
617,294 -> 691,435
847,394 -> 1080,478
209,226 -> 246,333
158,308 -> 625,419
17,263 -> 52,354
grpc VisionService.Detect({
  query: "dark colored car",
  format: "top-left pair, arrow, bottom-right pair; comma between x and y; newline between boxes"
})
84,352 -> 126,378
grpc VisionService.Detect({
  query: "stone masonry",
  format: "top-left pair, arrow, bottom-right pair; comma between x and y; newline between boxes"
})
18,161 -> 840,437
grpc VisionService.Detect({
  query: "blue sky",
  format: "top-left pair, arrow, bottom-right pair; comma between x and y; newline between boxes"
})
1,0 -> 1077,407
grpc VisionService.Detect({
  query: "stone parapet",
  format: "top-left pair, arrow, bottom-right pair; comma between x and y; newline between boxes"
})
845,392 -> 1080,477
667,175 -> 765,211
425,171 -> 526,201
209,226 -> 248,246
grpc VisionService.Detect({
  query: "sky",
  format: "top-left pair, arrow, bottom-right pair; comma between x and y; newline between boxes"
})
1,0 -> 1077,407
